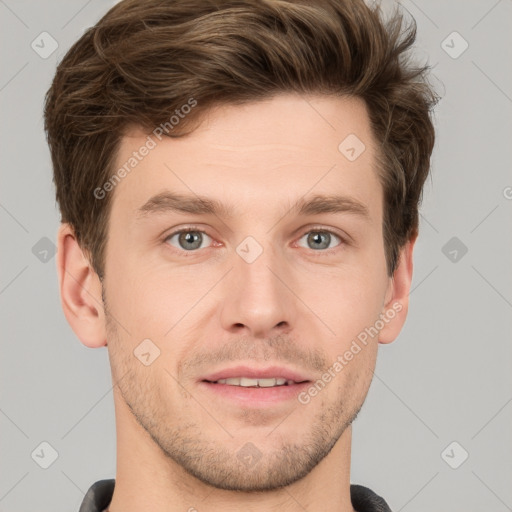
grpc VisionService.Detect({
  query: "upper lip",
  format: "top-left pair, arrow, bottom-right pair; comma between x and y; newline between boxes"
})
200,365 -> 312,383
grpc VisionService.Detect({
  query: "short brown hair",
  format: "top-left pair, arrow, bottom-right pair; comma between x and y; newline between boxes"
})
44,0 -> 438,279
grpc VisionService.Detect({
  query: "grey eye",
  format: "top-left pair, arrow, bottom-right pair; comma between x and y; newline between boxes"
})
298,230 -> 342,251
166,230 -> 212,251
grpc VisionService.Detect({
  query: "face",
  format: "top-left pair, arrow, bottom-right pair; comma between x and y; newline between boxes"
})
102,93 -> 394,491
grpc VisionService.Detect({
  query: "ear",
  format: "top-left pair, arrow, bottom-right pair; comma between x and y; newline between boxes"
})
378,234 -> 417,344
56,223 -> 107,348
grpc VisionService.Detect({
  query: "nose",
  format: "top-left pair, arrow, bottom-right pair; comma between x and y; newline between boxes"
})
220,240 -> 296,339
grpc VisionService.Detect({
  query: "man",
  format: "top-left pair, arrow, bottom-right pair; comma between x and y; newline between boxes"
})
44,0 -> 437,510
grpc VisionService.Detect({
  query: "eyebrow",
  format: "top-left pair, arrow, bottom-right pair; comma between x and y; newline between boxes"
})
135,191 -> 370,221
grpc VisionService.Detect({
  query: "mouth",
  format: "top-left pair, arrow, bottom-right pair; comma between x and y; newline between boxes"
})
202,377 -> 308,387
200,365 -> 311,386
198,365 -> 312,406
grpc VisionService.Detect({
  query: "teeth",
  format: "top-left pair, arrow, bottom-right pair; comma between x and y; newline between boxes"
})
215,377 -> 294,387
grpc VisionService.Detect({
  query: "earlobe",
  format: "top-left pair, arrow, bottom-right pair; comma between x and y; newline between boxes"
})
56,223 -> 107,348
378,235 -> 417,344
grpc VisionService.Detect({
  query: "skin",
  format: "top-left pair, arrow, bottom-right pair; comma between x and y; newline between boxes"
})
57,93 -> 415,512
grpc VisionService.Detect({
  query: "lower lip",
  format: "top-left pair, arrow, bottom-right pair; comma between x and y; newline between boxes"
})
198,381 -> 311,406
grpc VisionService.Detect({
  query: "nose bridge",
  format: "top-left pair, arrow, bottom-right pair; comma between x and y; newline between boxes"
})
220,233 -> 294,337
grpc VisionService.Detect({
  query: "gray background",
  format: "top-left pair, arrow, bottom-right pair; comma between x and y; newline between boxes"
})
1,0 -> 511,510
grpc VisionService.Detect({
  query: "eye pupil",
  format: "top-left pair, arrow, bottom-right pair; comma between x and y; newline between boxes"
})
308,231 -> 330,250
179,231 -> 202,250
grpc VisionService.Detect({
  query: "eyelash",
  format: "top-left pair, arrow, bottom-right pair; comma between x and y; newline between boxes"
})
163,225 -> 348,257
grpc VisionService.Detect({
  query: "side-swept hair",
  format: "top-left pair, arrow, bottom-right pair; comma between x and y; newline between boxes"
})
44,0 -> 438,278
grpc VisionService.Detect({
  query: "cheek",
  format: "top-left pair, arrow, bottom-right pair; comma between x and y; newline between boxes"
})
106,254 -> 183,328
306,265 -> 387,343
320,266 -> 385,398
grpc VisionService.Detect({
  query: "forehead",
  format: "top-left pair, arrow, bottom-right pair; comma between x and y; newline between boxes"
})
110,93 -> 380,223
